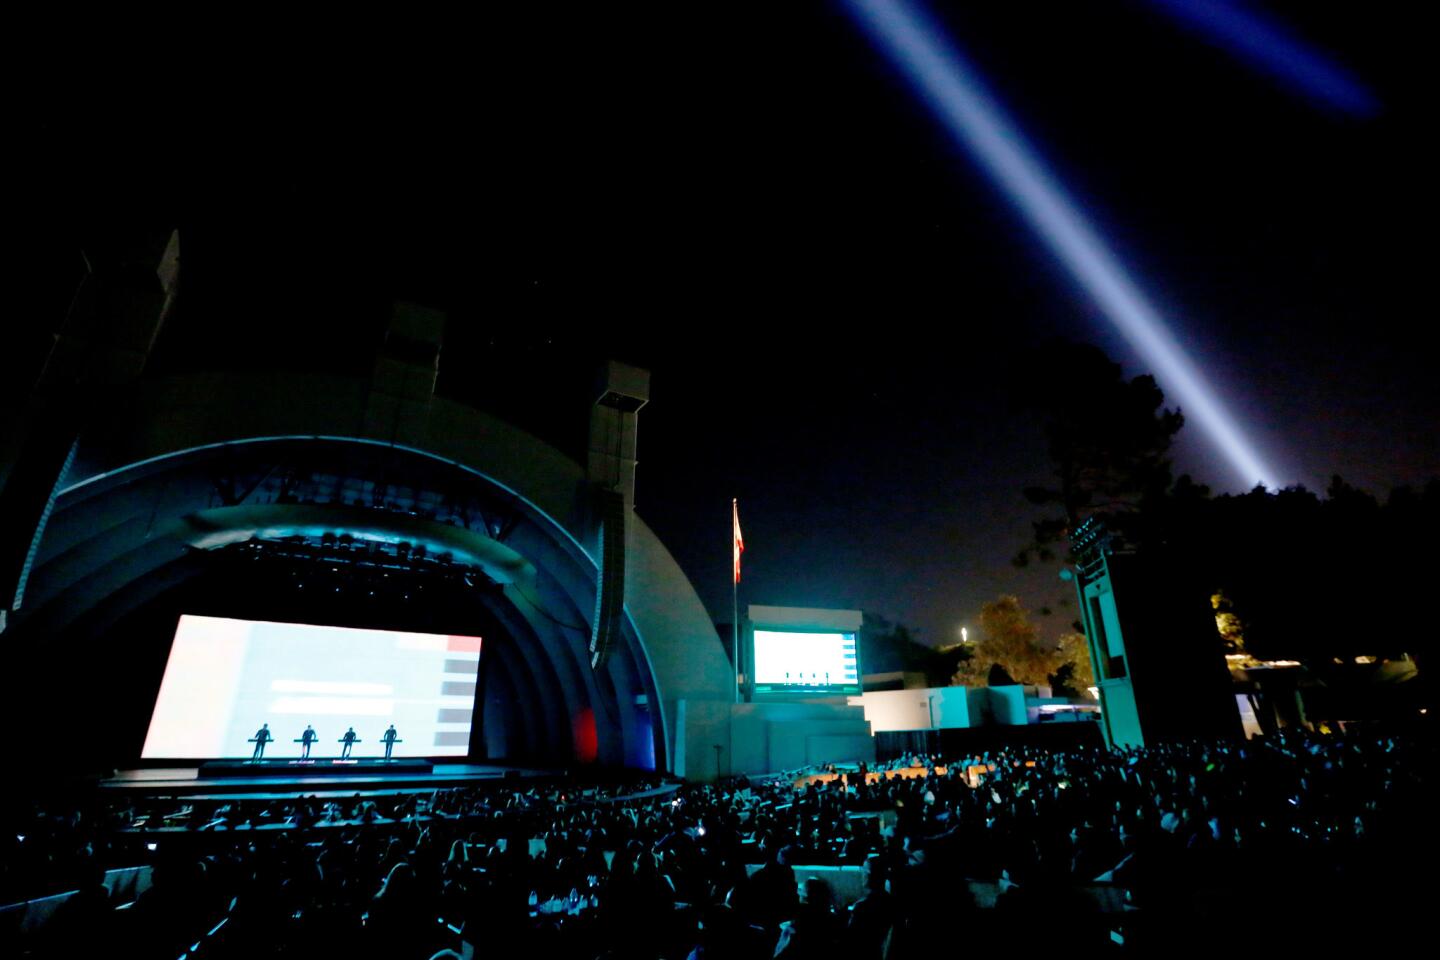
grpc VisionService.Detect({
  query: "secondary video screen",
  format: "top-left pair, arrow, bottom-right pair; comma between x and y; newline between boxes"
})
752,629 -> 860,691
141,615 -> 482,759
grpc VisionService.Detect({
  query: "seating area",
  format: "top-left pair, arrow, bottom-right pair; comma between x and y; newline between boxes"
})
3,728 -> 1435,957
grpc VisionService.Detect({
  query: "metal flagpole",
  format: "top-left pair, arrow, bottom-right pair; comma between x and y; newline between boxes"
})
732,498 -> 740,704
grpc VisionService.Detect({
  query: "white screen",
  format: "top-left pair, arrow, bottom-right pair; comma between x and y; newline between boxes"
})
753,630 -> 859,688
142,615 -> 482,758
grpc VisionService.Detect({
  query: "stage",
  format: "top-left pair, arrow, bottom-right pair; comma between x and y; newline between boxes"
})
100,762 -> 558,798
202,757 -> 435,778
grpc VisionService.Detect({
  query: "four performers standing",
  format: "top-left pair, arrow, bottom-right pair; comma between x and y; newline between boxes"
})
246,724 -> 402,761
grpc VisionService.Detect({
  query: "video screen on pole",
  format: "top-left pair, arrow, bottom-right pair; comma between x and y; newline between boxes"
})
141,615 -> 482,759
752,629 -> 860,693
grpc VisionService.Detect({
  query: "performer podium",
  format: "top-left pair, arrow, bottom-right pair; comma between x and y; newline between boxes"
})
202,725 -> 429,777
203,755 -> 433,778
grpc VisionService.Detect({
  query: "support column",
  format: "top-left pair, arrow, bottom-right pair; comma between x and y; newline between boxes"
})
585,361 -> 648,668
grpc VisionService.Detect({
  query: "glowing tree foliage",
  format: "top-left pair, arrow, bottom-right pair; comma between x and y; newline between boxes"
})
1056,631 -> 1094,691
952,595 -> 1091,690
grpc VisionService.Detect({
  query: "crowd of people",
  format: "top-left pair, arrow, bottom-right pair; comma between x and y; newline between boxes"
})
3,726 -> 1435,958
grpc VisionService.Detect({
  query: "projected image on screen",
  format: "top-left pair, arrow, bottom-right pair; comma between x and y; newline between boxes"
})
142,615 -> 482,759
752,629 -> 860,692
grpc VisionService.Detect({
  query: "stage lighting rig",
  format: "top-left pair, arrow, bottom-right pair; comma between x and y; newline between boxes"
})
223,535 -> 497,598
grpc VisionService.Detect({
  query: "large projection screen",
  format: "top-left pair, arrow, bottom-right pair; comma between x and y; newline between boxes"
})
142,615 -> 482,759
752,629 -> 860,693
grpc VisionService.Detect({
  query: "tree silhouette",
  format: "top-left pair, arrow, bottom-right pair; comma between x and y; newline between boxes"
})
1013,345 -> 1438,679
1014,342 -> 1185,567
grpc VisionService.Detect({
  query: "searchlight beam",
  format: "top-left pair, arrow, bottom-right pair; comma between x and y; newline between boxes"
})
843,0 -> 1282,490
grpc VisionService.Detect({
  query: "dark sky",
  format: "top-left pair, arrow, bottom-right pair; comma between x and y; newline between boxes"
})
29,2 -> 1436,648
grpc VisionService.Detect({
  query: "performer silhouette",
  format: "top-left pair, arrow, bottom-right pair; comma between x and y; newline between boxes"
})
340,727 -> 358,759
382,724 -> 399,760
251,723 -> 273,761
300,725 -> 318,759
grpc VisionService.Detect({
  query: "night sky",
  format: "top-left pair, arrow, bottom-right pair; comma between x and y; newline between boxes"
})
28,3 -> 1435,648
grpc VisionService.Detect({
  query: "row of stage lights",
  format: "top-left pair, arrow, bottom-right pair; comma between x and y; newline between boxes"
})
227,536 -> 497,601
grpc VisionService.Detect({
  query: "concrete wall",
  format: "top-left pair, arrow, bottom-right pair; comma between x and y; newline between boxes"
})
672,697 -> 739,782
624,517 -> 734,777
728,701 -> 874,775
982,686 -> 1030,726
852,685 -> 1091,733
848,687 -> 973,732
748,605 -> 863,632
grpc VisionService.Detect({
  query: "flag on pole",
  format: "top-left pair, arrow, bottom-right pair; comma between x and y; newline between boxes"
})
732,498 -> 744,584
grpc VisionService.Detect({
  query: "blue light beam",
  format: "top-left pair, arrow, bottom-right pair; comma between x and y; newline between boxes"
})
843,0 -> 1282,490
1145,0 -> 1379,118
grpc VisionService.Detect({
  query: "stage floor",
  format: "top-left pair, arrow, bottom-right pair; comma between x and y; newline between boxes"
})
202,757 -> 436,778
100,763 -> 557,798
